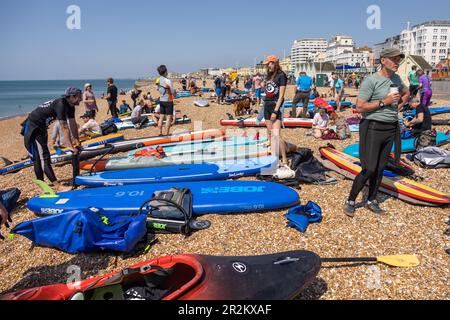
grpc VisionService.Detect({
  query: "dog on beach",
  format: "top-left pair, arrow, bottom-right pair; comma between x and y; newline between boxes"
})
233,97 -> 254,117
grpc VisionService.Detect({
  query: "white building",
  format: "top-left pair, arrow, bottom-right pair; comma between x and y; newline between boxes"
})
399,20 -> 450,66
334,49 -> 371,68
326,35 -> 354,64
373,35 -> 401,62
291,38 -> 328,70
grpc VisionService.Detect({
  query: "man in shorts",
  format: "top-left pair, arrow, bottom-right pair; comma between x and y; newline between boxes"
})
291,72 -> 315,118
157,65 -> 177,136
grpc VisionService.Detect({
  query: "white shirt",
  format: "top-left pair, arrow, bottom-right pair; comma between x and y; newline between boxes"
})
131,105 -> 143,119
313,113 -> 329,129
81,119 -> 102,135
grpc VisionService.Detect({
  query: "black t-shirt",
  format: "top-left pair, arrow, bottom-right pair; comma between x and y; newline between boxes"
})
264,71 -> 288,102
412,104 -> 432,132
28,98 -> 75,127
107,85 -> 118,102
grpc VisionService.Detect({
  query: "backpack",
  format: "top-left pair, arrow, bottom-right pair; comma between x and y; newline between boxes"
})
143,188 -> 211,235
101,122 -> 118,136
415,130 -> 437,150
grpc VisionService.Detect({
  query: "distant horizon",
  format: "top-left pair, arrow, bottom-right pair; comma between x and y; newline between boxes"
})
1,0 -> 449,81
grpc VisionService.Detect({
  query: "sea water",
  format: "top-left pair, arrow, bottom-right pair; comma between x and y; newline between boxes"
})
0,79 -> 136,119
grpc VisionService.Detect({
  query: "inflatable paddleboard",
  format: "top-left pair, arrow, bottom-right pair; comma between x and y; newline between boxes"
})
344,131 -> 450,157
404,106 -> 450,117
81,143 -> 272,171
319,147 -> 450,206
284,101 -> 352,108
115,117 -> 191,131
129,135 -> 267,156
76,156 -> 278,187
27,181 -> 301,216
194,100 -> 210,107
220,118 -> 313,128
1,250 -> 320,300
0,134 -> 124,175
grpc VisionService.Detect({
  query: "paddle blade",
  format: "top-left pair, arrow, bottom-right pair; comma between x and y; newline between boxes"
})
377,255 -> 420,268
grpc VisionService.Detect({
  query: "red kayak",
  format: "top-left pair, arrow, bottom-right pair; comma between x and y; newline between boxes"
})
220,118 -> 313,128
1,251 -> 320,300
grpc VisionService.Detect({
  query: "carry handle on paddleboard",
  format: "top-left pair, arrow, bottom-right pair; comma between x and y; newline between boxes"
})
89,144 -> 116,176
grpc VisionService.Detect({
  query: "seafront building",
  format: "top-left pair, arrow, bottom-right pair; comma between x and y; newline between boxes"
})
291,38 -> 328,67
374,20 -> 450,66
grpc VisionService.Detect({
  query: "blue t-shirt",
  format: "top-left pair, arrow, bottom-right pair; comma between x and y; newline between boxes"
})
296,75 -> 313,92
334,79 -> 344,93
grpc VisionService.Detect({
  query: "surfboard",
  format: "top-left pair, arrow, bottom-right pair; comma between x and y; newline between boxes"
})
319,147 -> 450,206
27,180 -> 301,216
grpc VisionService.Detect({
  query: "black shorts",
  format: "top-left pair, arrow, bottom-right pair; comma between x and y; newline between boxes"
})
159,101 -> 174,116
264,101 -> 282,121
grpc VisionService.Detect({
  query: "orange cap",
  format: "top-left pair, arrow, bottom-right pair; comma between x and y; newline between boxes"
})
263,55 -> 279,65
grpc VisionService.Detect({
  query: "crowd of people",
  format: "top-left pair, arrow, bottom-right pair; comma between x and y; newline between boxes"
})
0,47 -> 438,243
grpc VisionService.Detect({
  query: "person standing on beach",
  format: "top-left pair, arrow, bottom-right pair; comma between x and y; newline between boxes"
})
106,78 -> 119,118
22,87 -> 83,192
214,76 -> 222,104
417,69 -> 433,107
220,73 -> 227,104
291,72 -> 315,118
344,48 -> 409,217
157,65 -> 176,136
82,83 -> 99,119
253,73 -> 263,107
261,55 -> 288,166
333,74 -> 345,112
329,72 -> 335,97
408,66 -> 420,99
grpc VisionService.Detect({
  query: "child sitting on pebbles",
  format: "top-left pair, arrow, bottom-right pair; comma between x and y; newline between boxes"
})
312,107 -> 330,139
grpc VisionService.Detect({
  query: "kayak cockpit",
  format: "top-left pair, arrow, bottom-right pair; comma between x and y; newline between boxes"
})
70,256 -> 204,301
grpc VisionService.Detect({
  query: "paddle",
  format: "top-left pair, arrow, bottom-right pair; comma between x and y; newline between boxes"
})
321,255 -> 420,268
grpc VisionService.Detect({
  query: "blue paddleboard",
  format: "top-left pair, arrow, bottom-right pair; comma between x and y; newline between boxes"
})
27,181 -> 300,216
283,101 -> 352,108
343,132 -> 450,157
404,106 -> 450,117
76,156 -> 278,187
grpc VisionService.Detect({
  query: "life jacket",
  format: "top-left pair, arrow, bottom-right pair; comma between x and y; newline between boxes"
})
134,147 -> 166,158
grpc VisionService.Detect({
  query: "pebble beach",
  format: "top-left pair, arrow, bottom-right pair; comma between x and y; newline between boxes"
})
0,81 -> 449,300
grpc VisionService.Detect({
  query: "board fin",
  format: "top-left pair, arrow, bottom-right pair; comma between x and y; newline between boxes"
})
34,180 -> 59,198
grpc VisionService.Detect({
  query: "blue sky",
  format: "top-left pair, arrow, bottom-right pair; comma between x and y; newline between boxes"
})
0,0 -> 449,80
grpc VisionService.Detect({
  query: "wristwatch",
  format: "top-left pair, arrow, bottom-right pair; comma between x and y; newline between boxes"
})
379,100 -> 385,109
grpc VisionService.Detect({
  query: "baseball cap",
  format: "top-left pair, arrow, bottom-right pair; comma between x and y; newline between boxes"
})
380,48 -> 405,59
84,83 -> 92,89
64,87 -> 82,97
263,55 -> 279,65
